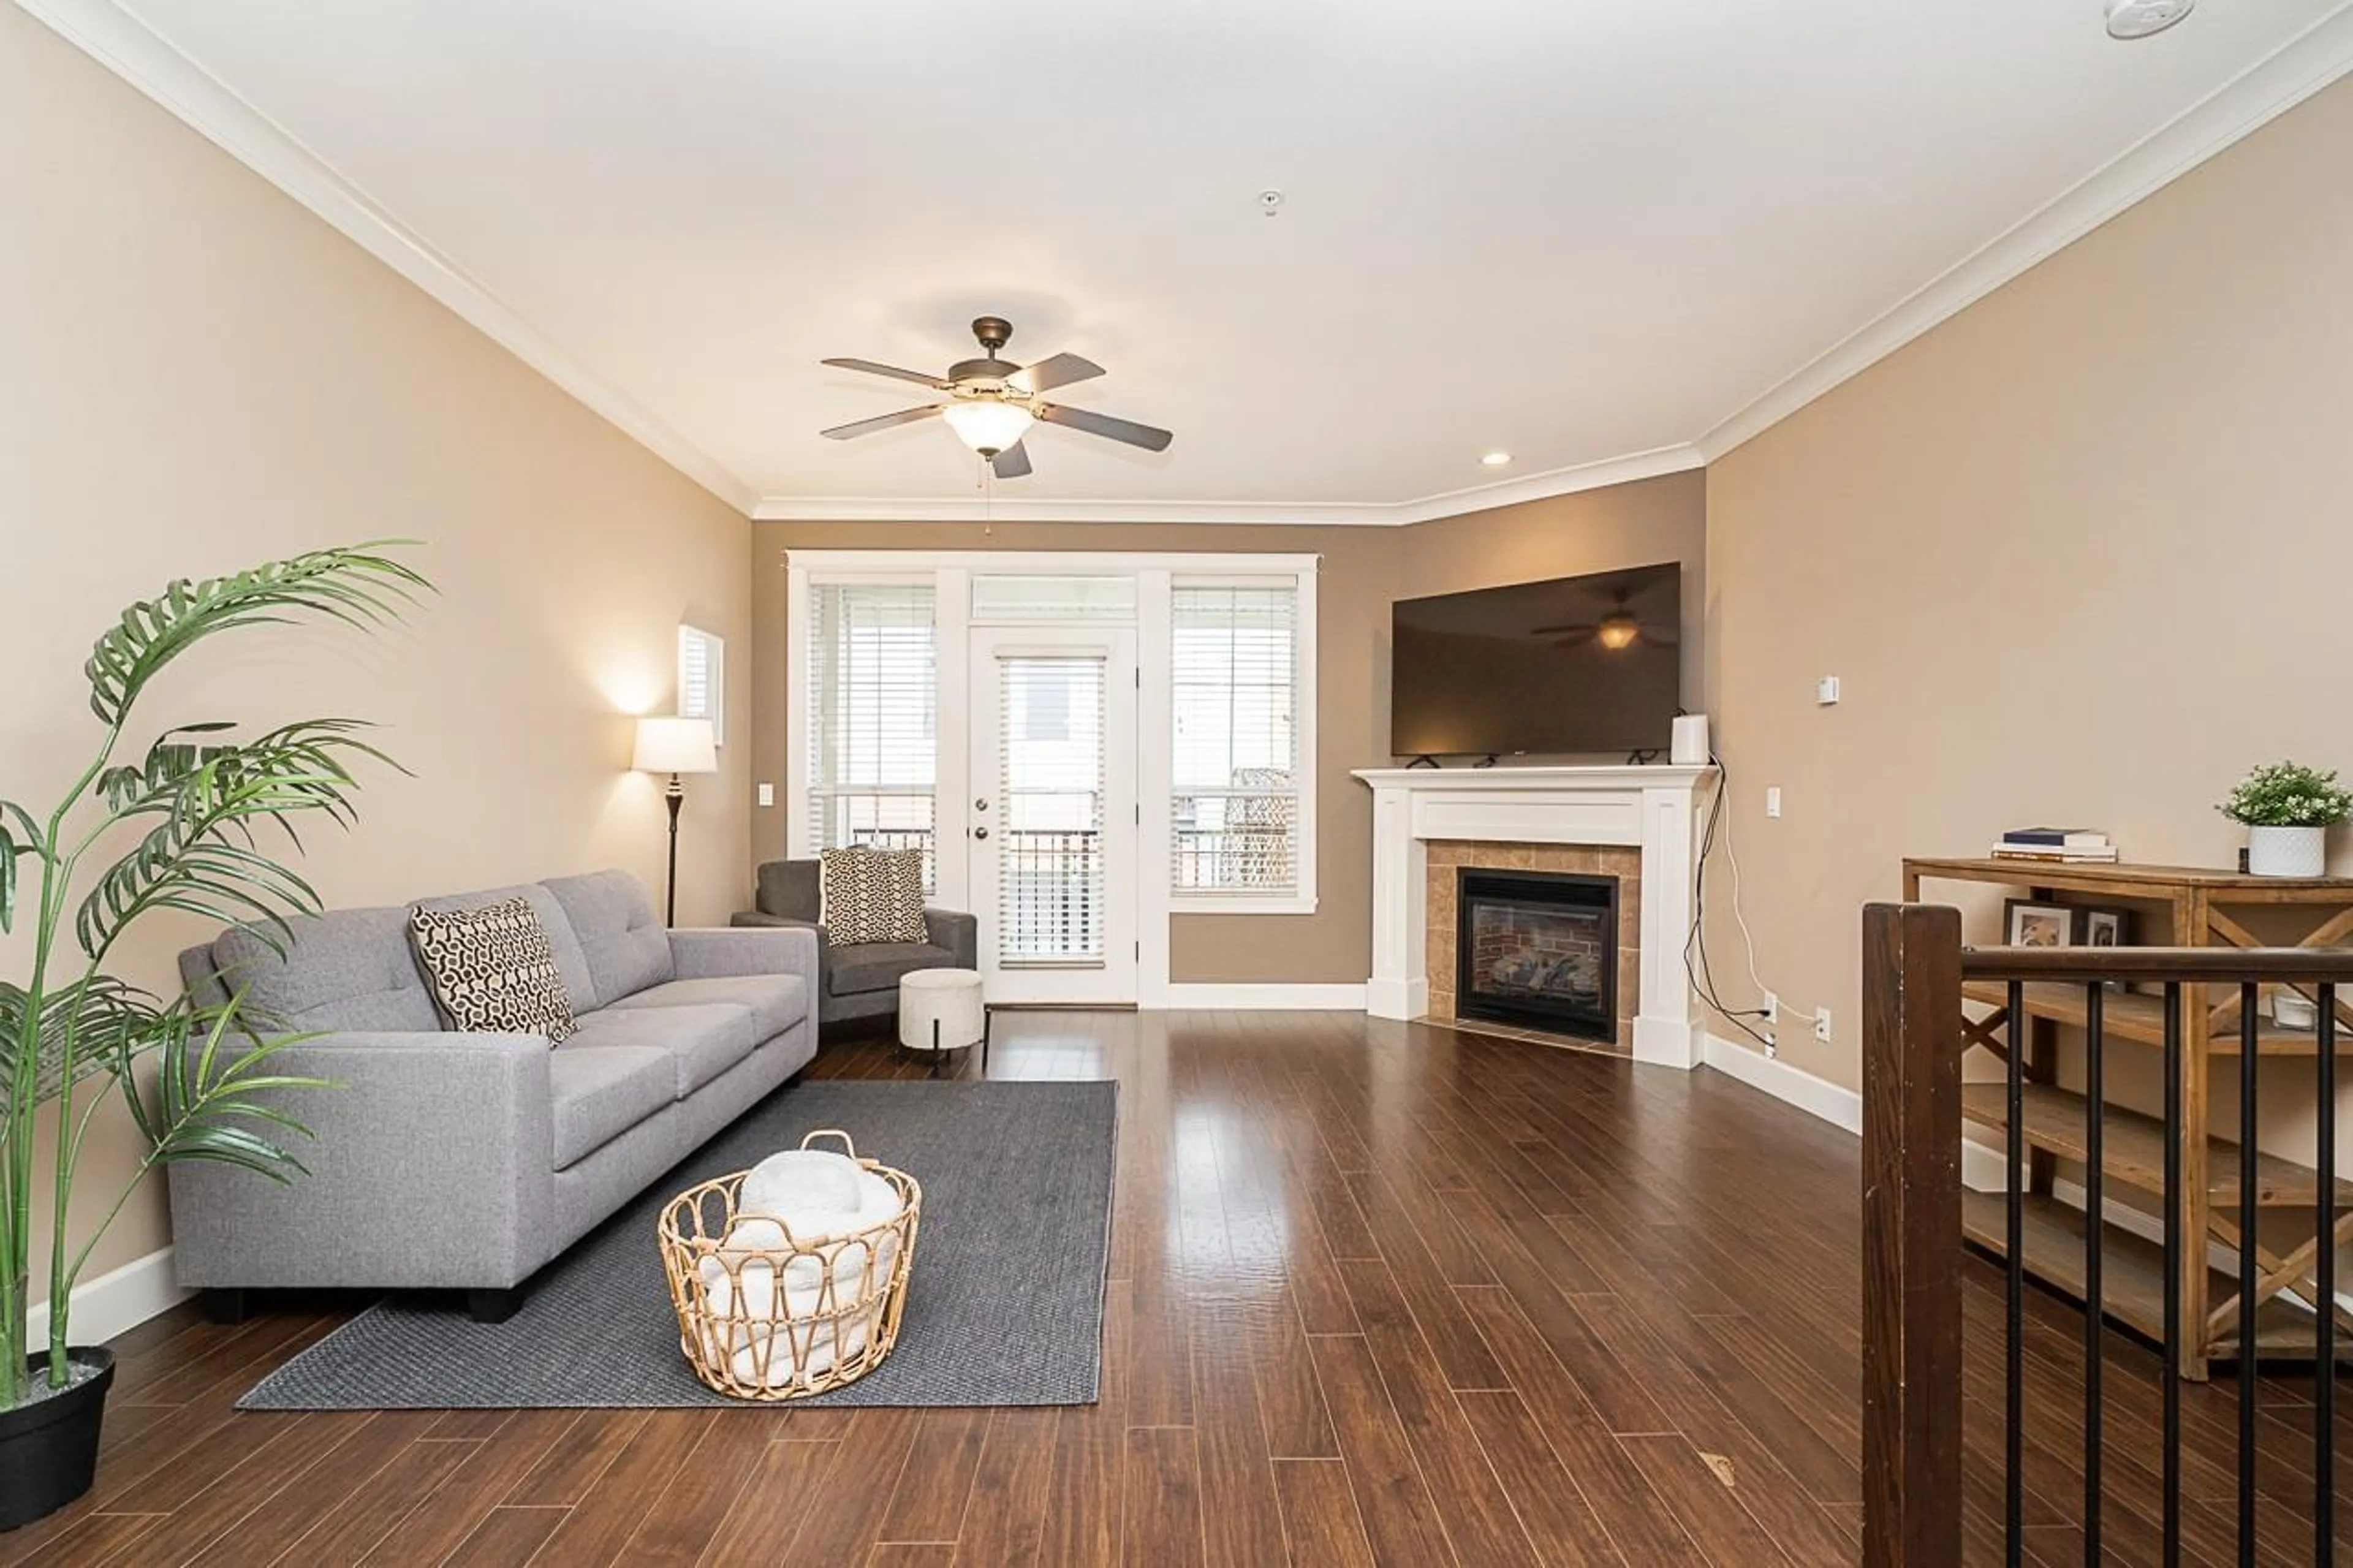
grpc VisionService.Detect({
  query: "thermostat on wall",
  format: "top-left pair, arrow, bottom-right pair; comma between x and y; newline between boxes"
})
1816,675 -> 1841,706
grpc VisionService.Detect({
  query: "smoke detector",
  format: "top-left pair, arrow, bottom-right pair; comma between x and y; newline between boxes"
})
2105,0 -> 2193,39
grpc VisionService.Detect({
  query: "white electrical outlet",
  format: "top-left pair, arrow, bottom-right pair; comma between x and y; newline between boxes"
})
1762,990 -> 1779,1023
1765,786 -> 1783,819
1814,1006 -> 1833,1043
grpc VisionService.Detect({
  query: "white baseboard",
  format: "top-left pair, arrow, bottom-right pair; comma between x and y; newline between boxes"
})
1153,983 -> 1366,1010
1700,1032 -> 1862,1134
25,1246 -> 190,1350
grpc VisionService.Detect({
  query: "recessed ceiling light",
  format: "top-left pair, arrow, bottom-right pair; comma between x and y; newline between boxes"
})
2105,0 -> 2193,39
1480,451 -> 1513,467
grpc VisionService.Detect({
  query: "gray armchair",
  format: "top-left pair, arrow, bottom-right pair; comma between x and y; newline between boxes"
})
733,859 -> 978,1028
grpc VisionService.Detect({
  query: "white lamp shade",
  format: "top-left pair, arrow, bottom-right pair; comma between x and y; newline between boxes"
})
939,399 -> 1035,455
634,716 -> 718,775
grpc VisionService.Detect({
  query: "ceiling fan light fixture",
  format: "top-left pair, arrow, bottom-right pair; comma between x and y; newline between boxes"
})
2105,0 -> 2193,39
1596,613 -> 1641,651
940,398 -> 1035,456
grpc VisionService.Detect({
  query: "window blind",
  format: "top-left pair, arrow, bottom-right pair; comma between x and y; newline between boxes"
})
677,624 -> 724,744
804,583 -> 938,890
1171,583 -> 1300,897
996,654 -> 1105,963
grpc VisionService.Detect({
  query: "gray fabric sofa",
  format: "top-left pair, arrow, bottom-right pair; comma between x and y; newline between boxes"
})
731,859 -> 976,1028
171,869 -> 817,1320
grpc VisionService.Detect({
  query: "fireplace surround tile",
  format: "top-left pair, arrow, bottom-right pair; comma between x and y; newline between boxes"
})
1422,838 -> 1639,1055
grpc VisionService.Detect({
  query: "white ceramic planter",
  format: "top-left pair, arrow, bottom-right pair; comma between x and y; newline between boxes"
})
2246,824 -> 2327,877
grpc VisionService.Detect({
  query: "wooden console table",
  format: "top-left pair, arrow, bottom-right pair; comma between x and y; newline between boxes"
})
1904,856 -> 2353,1379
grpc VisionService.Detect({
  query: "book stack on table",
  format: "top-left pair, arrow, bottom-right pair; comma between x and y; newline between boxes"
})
1990,827 -> 2117,863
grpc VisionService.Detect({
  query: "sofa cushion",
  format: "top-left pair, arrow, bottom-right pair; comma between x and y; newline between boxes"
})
211,907 -> 441,1035
820,848 -> 929,945
407,898 -> 578,1043
413,882 -> 594,1012
547,1044 -> 675,1168
607,975 -> 808,1042
544,871 -> 673,1006
567,1002 -> 756,1098
828,941 -> 956,998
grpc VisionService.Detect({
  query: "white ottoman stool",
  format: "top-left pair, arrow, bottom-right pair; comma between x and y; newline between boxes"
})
898,968 -> 988,1076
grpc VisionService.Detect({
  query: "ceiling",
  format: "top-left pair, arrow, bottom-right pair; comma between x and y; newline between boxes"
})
33,0 -> 2353,519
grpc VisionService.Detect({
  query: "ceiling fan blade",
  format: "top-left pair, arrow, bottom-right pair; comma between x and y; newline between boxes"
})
1528,623 -> 1595,637
1036,403 -> 1173,452
822,357 -> 952,390
990,441 -> 1033,480
1008,353 -> 1105,395
820,405 -> 942,440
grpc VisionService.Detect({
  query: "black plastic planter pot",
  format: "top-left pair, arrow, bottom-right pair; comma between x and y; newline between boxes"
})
0,1350 -> 116,1531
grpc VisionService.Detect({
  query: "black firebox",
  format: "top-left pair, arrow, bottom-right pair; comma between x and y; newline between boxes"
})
1455,868 -> 1618,1040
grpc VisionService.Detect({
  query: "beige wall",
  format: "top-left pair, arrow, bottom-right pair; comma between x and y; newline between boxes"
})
1703,72 -> 2353,1143
2,9 -> 752,1296
751,474 -> 1706,983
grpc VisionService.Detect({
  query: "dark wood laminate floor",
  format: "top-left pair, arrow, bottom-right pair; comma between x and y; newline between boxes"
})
6,1011 -> 2346,1566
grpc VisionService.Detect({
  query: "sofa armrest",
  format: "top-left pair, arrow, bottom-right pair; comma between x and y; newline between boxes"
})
165,1031 -> 556,1292
671,924 -> 820,1010
924,907 -> 977,969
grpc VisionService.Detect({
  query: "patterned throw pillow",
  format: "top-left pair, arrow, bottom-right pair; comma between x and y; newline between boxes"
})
820,848 -> 928,947
408,897 -> 577,1043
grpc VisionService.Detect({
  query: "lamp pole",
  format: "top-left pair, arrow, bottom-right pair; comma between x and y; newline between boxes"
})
663,772 -> 685,926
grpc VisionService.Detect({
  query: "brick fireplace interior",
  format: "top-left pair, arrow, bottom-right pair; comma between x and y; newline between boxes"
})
1423,839 -> 1640,1053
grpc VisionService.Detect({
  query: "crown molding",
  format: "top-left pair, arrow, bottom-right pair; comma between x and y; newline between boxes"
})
1694,1 -> 2353,462
751,442 -> 1706,526
17,0 -> 762,513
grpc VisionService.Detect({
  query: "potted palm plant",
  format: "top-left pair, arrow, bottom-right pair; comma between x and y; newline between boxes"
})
0,543 -> 426,1530
2219,760 -> 2353,878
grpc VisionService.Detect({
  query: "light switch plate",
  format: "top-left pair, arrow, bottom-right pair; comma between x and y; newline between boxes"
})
1765,786 -> 1783,819
756,782 -> 775,808
1816,675 -> 1841,705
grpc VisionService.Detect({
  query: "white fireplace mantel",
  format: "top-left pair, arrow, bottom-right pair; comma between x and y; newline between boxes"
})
1352,764 -> 1719,1069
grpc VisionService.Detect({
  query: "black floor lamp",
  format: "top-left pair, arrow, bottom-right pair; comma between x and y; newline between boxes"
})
632,716 -> 719,925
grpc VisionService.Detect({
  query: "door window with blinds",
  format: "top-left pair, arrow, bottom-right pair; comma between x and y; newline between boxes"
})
801,582 -> 938,890
995,653 -> 1107,964
1170,582 -> 1305,904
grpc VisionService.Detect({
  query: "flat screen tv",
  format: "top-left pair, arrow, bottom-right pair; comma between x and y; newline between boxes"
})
1391,563 -> 1681,759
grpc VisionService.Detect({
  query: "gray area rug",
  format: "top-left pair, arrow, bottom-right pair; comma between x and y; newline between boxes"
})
240,1079 -> 1116,1409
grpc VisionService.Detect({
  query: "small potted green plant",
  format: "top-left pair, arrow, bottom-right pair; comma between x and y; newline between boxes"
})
2218,760 -> 2353,877
1,543 -> 425,1530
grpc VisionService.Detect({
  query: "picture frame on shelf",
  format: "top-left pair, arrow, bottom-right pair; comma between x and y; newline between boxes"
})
2079,905 -> 2133,988
2004,898 -> 2077,949
2080,907 -> 2131,947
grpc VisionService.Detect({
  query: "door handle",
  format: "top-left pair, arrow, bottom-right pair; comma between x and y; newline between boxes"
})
973,826 -> 990,840
975,798 -> 990,812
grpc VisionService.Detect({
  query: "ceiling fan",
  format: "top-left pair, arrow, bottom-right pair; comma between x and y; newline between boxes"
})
1532,588 -> 1677,651
820,316 -> 1173,479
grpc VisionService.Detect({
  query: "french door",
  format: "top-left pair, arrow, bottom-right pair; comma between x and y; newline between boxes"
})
964,624 -> 1139,1003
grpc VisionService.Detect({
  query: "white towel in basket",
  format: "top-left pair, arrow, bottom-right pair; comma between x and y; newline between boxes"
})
694,1148 -> 906,1388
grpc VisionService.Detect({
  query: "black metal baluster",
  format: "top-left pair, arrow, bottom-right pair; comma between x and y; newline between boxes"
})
2241,981 -> 2260,1562
2009,978 -> 2026,1566
2163,982 -> 2183,1568
2319,983 -> 2337,1568
2084,982 -> 2104,1565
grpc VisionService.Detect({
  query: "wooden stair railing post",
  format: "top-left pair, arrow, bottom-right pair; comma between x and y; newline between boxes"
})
1862,901 -> 1965,1568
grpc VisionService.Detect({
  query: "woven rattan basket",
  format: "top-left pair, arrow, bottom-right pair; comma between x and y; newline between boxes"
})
657,1131 -> 922,1400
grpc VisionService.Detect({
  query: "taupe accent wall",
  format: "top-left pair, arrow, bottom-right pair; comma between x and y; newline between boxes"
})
2,7 -> 752,1292
1703,75 -> 2353,1124
749,470 -> 1705,984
